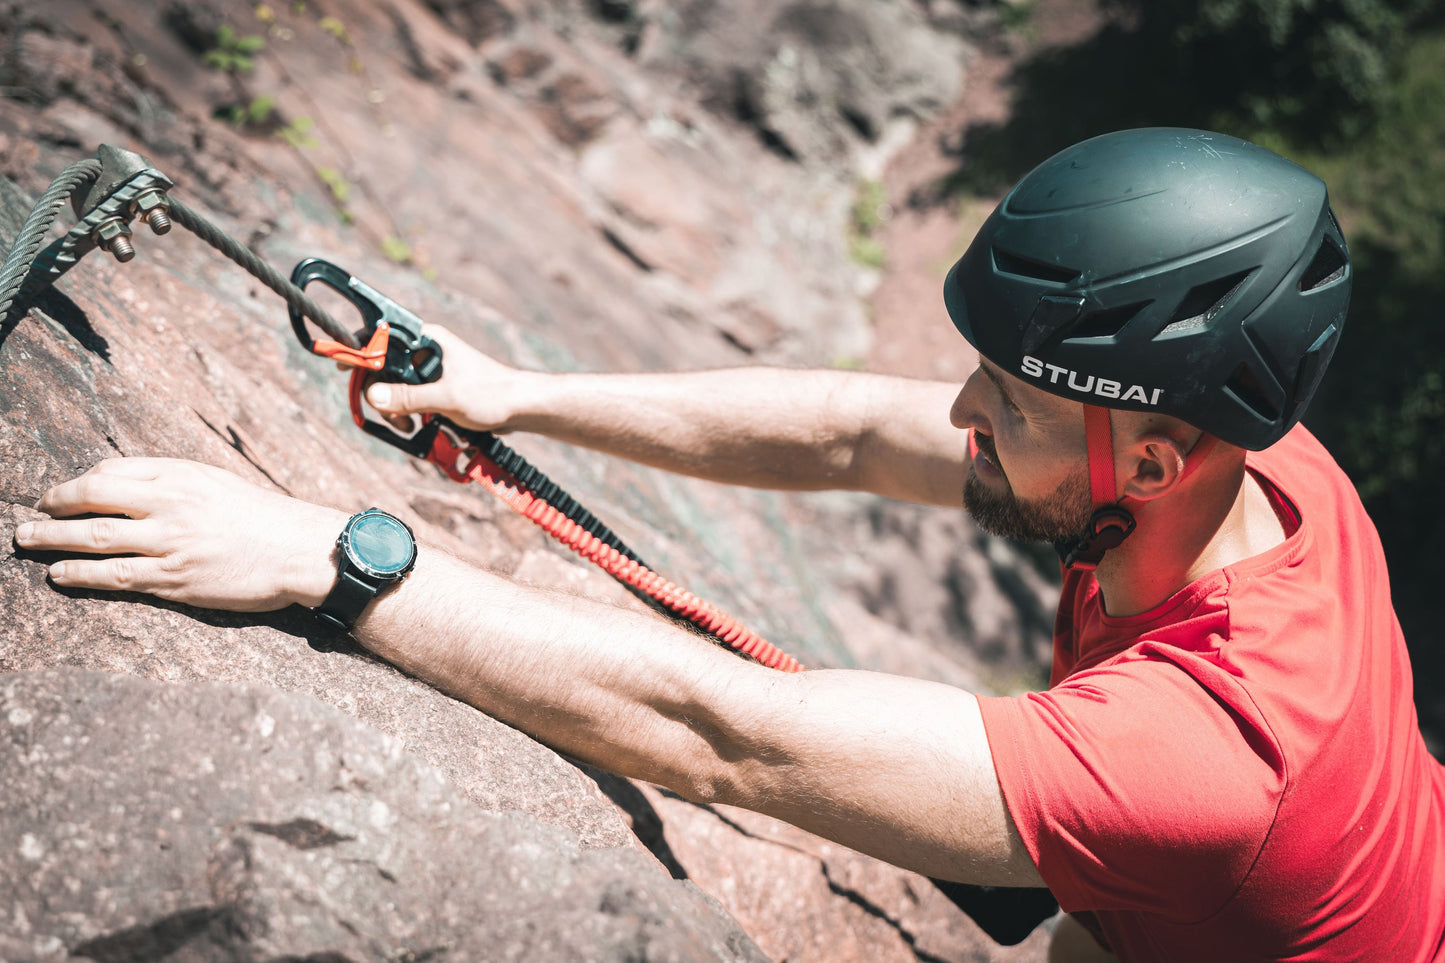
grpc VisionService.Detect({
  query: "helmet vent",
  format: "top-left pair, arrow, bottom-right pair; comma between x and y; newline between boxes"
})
1064,301 -> 1151,343
992,247 -> 1082,284
1224,361 -> 1280,423
1293,323 -> 1339,404
1156,271 -> 1251,338
1299,236 -> 1347,291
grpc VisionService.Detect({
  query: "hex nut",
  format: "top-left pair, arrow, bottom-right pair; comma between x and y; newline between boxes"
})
92,217 -> 137,261
131,189 -> 173,234
93,218 -> 132,244
131,189 -> 169,217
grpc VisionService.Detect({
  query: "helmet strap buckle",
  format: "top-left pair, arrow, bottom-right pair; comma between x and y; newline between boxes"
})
1058,506 -> 1137,571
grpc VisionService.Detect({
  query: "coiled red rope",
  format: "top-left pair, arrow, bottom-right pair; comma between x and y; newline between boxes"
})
461,450 -> 803,673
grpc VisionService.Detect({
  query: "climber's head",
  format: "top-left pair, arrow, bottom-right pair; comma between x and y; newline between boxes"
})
943,128 -> 1351,565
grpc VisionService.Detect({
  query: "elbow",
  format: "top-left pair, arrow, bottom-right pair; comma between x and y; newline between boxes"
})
672,767 -> 734,808
648,660 -> 802,809
664,705 -> 795,810
671,748 -> 784,810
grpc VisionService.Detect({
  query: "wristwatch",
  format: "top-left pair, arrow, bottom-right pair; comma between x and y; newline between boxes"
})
314,508 -> 418,631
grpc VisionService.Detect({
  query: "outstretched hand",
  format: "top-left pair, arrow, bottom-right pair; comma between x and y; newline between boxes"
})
15,458 -> 346,612
363,324 -> 535,433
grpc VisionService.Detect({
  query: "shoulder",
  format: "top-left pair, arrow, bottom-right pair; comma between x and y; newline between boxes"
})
1249,424 -> 1359,513
1248,424 -> 1390,579
979,652 -> 1283,918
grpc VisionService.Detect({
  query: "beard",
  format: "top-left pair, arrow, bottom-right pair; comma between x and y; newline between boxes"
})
963,440 -> 1093,544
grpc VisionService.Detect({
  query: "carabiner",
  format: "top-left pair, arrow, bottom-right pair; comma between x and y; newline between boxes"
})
289,257 -> 445,453
288,258 -> 441,382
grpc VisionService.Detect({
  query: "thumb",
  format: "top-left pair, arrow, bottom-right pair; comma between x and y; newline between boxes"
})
365,380 -> 446,415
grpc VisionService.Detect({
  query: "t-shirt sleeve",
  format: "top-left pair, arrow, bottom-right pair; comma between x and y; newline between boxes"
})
977,655 -> 1285,921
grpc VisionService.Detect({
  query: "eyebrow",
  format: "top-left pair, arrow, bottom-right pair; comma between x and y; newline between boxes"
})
978,359 -> 1023,411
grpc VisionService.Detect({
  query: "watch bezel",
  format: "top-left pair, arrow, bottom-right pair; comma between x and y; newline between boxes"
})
337,508 -> 417,581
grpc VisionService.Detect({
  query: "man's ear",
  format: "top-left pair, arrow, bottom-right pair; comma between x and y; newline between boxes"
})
1118,431 -> 1191,501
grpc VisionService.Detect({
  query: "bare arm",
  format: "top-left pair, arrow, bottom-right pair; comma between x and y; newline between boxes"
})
349,547 -> 1037,885
23,458 -> 1039,887
367,328 -> 967,507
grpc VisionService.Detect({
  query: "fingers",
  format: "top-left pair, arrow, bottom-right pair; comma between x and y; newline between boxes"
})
35,472 -> 166,520
12,515 -> 175,596
364,378 -> 451,416
46,555 -> 171,594
15,516 -> 169,557
17,455 -> 330,613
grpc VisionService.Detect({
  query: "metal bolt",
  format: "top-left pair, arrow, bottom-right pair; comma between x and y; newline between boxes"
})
92,217 -> 136,263
130,188 -> 172,235
108,235 -> 137,262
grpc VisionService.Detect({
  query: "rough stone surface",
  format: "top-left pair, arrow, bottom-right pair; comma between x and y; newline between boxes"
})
0,670 -> 765,962
0,1 -> 1056,959
534,0 -> 968,166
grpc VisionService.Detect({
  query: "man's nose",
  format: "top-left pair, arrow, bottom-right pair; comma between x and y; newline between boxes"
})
950,369 -> 989,432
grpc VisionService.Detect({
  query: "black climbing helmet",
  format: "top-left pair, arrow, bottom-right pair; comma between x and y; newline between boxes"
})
943,127 -> 1351,451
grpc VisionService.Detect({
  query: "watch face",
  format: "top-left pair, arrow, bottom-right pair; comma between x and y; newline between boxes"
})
344,511 -> 416,579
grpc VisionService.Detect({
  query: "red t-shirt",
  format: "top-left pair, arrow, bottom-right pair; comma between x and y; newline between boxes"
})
977,426 -> 1445,962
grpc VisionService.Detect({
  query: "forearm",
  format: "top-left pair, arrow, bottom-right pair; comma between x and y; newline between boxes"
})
347,546 -> 1036,886
347,545 -> 784,800
506,367 -> 965,504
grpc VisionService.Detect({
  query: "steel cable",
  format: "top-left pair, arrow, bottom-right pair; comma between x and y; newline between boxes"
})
168,197 -> 357,348
0,158 -> 103,326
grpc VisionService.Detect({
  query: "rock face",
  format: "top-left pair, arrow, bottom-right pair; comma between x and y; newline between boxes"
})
0,1 -> 1055,959
0,670 -> 765,961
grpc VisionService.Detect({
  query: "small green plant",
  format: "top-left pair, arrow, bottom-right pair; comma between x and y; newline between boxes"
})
381,236 -> 413,264
849,235 -> 886,269
277,115 -> 318,149
997,0 -> 1036,34
316,167 -> 353,223
316,166 -> 350,204
217,94 -> 276,128
319,15 -> 351,45
848,178 -> 889,268
204,24 -> 266,73
851,179 -> 888,235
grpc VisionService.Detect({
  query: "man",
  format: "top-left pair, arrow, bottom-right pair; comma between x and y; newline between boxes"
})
16,129 -> 1445,961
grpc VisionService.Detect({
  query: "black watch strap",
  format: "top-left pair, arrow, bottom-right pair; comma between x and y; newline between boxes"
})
315,567 -> 383,631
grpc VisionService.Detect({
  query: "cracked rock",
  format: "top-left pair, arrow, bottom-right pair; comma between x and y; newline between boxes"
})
0,670 -> 766,962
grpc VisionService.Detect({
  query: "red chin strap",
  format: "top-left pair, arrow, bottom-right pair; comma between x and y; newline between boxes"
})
1061,405 -> 1219,571
1059,405 -> 1137,571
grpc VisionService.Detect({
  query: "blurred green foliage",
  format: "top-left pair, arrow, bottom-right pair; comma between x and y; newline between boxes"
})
1289,29 -> 1445,753
949,0 -> 1445,750
849,179 -> 889,268
203,24 -> 265,73
1108,0 -> 1438,146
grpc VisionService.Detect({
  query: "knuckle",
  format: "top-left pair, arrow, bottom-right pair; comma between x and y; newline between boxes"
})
74,475 -> 99,503
87,517 -> 119,551
160,517 -> 192,543
157,550 -> 190,575
107,556 -> 139,589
